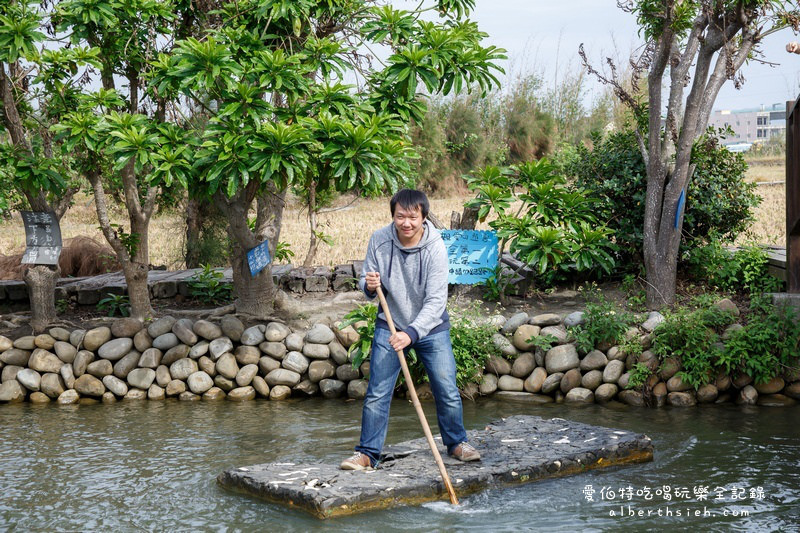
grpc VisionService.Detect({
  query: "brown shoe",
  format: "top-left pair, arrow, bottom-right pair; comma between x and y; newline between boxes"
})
340,452 -> 374,471
450,442 -> 480,462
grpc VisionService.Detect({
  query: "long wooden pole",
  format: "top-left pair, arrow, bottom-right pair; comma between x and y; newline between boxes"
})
375,286 -> 459,506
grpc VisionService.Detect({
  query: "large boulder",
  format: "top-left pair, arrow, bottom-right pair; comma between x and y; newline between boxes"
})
83,327 -> 112,351
74,374 -> 105,397
127,368 -> 156,390
187,371 -> 214,394
28,350 -> 64,374
170,358 -> 199,381
111,317 -> 143,338
524,367 -> 547,393
511,352 -> 536,378
545,345 -> 579,374
305,324 -> 335,344
266,368 -> 301,387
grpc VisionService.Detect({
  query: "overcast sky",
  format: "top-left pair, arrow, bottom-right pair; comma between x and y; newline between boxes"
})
417,0 -> 800,112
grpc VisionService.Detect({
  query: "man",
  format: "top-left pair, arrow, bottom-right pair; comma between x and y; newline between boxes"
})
340,189 -> 480,470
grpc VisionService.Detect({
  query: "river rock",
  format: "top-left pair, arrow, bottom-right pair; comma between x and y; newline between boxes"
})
236,364 -> 259,387
784,382 -> 800,400
293,379 -> 319,396
755,376 -> 785,395
306,324 -> 335,344
69,329 -> 86,349
541,372 -> 564,394
668,391 -> 696,407
214,375 -> 235,392
497,375 -> 524,392
178,391 -> 200,402
485,355 -> 512,376
308,360 -> 336,383
270,385 -> 291,400
618,372 -> 631,390
319,378 -> 345,398
260,342 -> 286,360
560,368 -> 582,393
35,336 -> 55,351
73,351 -> 93,377
194,320 -> 222,341
48,328 -> 70,342
530,313 -> 561,327
666,375 -> 692,392
132,329 -> 152,352
30,391 -> 50,403
234,346 -> 261,366
162,344 -> 190,366
202,387 -> 226,401
603,360 -> 625,384
170,358 -> 199,381
581,370 -> 604,391
103,375 -> 128,396
252,376 -> 270,397
156,365 -> 171,387
27,349 -> 62,374
208,338 -> 233,361
198,356 -> 216,377
737,385 -> 758,405
16,368 -> 41,391
334,325 -> 358,349
227,386 -> 256,401
524,367 -> 547,393
651,382 -> 667,406
329,341 -> 349,365
240,325 -> 265,346
263,322 -> 290,342
111,317 -> 142,338
60,364 -> 75,389
138,348 -> 162,369
563,311 -> 585,327
1,348 -> 30,366
348,379 -> 368,400
219,315 -> 244,342
127,368 -> 156,390
96,338 -> 132,361
57,389 -> 80,404
757,394 -> 797,407
189,341 -> 209,359
124,389 -> 147,400
86,359 -> 113,378
98,392 -> 114,403
511,353 -> 536,378
0,336 -> 11,352
2,365 -> 21,383
186,371 -> 214,394
74,374 -> 105,397
580,350 -> 608,372
618,389 -> 644,406
216,353 -> 239,380
733,374 -> 753,389
545,344 -> 579,373
166,379 -> 186,396
148,384 -> 165,400
501,312 -> 529,334
113,351 -> 141,379
479,373 -> 498,395
266,368 -> 301,387
606,346 -> 624,361
152,333 -> 179,352
697,384 -> 718,403
658,357 -> 680,381
0,380 -> 25,402
148,316 -> 176,338
595,383 -> 618,402
13,336 -> 35,350
641,311 -> 665,333
540,325 -> 569,344
303,343 -> 330,360
336,364 -> 361,382
715,298 -> 739,317
172,319 -> 197,345
512,325 -> 541,351
360,361 -> 370,379
285,332 -> 305,352
565,387 -> 594,403
54,341 -> 77,364
83,327 -> 111,351
259,356 -> 281,375
492,334 -> 518,358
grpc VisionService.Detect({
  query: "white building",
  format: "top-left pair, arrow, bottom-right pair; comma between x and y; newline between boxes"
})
707,103 -> 786,145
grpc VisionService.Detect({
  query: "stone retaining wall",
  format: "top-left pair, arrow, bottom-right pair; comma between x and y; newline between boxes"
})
0,306 -> 798,407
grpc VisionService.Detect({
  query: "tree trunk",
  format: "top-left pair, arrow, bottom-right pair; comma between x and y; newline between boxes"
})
24,265 -> 58,334
302,182 -> 318,267
185,197 -> 204,269
229,239 -> 277,318
644,235 -> 679,309
122,261 -> 152,321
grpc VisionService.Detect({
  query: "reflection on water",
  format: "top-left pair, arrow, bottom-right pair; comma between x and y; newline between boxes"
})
1,398 -> 798,531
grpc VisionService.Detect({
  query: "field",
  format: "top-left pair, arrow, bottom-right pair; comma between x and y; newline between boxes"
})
0,161 -> 788,270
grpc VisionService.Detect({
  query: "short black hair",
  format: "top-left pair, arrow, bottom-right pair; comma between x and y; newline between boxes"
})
390,189 -> 429,218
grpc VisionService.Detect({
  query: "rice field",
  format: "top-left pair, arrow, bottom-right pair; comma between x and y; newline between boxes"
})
0,161 -> 788,269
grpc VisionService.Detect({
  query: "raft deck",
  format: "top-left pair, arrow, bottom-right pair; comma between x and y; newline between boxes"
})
217,415 -> 653,519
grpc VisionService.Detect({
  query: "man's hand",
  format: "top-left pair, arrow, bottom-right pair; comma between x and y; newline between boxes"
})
389,331 -> 411,352
365,271 -> 381,293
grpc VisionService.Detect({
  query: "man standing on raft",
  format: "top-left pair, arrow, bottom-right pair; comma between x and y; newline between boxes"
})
341,189 -> 480,470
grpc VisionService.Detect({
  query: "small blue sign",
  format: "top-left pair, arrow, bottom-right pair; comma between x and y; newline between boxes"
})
247,240 -> 271,277
441,230 -> 499,285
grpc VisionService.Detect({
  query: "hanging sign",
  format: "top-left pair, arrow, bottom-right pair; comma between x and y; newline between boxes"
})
21,211 -> 62,265
441,230 -> 499,285
247,240 -> 272,277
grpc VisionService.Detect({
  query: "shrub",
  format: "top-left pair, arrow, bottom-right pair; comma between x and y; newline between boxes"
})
188,264 -> 233,305
562,128 -> 761,265
685,239 -> 784,295
97,293 -> 130,317
568,298 -> 633,353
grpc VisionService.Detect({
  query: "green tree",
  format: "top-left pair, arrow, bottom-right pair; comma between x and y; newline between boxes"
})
151,0 -> 505,317
582,0 -> 798,309
0,0 -> 88,332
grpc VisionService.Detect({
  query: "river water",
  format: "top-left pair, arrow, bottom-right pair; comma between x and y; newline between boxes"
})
1,397 -> 798,532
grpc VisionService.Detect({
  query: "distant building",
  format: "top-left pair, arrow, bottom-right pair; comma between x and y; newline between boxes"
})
707,103 -> 786,145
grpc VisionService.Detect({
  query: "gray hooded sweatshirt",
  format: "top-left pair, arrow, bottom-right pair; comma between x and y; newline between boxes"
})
359,220 -> 449,344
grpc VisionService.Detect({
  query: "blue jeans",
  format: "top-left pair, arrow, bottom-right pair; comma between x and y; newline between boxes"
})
355,327 -> 467,466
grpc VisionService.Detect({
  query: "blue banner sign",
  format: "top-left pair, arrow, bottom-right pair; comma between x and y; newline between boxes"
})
441,230 -> 498,285
247,240 -> 271,277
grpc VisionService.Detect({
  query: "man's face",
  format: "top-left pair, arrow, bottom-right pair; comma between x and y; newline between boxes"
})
393,205 -> 425,243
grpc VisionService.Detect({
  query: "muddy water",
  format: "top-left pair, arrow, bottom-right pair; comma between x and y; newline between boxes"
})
1,398 -> 798,531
